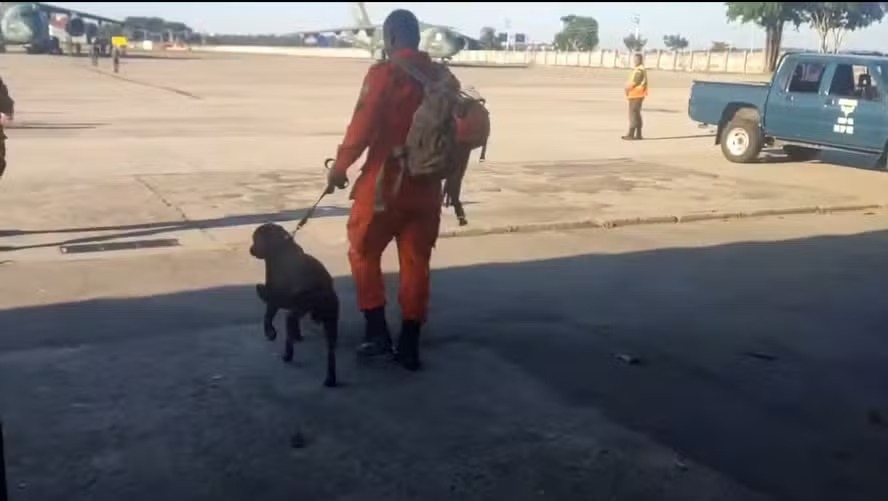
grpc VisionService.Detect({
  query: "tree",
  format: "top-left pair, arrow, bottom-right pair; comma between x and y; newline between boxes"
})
663,34 -> 689,50
623,33 -> 647,51
711,41 -> 731,51
725,2 -> 806,72
800,3 -> 884,53
553,15 -> 599,51
479,26 -> 502,50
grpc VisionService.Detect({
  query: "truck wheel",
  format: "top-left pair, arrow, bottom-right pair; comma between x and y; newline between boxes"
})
720,119 -> 762,164
782,145 -> 820,162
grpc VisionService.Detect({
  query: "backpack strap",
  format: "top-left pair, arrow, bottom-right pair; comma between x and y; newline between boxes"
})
390,54 -> 433,88
371,56 -> 428,214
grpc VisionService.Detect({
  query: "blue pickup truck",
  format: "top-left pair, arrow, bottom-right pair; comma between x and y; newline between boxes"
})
688,52 -> 888,166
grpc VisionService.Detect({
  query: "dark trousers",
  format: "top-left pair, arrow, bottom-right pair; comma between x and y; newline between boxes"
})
628,98 -> 644,131
0,139 -> 6,178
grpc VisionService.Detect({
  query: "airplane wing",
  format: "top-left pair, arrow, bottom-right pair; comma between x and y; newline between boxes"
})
35,2 -> 124,25
291,24 -> 381,36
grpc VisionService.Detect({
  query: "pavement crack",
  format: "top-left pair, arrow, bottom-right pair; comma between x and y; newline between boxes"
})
134,175 -> 217,243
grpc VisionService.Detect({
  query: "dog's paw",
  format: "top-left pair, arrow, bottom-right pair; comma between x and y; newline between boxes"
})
282,348 -> 294,363
264,324 -> 278,341
323,378 -> 338,388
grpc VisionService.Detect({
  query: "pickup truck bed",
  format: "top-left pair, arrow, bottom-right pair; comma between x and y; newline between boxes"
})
686,52 -> 888,166
687,80 -> 770,126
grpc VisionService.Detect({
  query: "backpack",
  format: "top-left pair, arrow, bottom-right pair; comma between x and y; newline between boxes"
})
379,56 -> 492,224
454,86 -> 491,161
390,55 -> 461,180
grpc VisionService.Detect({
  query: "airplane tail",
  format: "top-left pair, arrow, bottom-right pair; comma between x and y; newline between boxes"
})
351,2 -> 372,27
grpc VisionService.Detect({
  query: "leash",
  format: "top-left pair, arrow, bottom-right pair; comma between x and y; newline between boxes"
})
1,420 -> 8,501
292,158 -> 348,235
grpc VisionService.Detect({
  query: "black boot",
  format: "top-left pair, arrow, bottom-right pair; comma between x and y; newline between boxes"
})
356,307 -> 393,358
621,128 -> 637,141
394,320 -> 422,371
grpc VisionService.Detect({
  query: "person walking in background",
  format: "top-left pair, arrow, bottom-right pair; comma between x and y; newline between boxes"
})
0,76 -> 15,180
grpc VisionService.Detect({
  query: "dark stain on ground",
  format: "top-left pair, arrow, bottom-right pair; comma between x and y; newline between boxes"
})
6,121 -> 106,130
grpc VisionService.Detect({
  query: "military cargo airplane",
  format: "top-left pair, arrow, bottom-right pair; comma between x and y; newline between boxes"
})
0,2 -> 121,54
291,2 -> 476,62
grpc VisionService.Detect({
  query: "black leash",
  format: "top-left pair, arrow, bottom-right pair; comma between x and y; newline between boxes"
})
292,158 -> 348,235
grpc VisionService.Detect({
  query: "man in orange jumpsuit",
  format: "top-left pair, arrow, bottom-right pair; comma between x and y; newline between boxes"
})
327,9 -> 458,372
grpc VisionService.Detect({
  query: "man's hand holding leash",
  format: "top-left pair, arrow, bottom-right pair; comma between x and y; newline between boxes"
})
293,158 -> 349,234
325,158 -> 349,195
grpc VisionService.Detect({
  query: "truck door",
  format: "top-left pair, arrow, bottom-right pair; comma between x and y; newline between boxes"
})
764,59 -> 830,142
821,62 -> 888,153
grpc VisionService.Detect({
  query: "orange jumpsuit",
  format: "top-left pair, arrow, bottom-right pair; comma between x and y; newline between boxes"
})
333,48 -> 456,323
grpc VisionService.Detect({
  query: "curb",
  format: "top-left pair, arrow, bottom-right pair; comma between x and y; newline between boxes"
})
438,203 -> 885,239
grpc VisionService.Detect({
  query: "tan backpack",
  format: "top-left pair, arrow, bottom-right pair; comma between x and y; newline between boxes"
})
390,55 -> 461,176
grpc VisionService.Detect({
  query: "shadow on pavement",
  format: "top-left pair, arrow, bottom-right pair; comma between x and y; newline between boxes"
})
122,54 -> 206,61
2,230 -> 888,500
0,207 -> 349,252
641,133 -> 715,141
757,147 -> 883,172
6,122 -> 107,130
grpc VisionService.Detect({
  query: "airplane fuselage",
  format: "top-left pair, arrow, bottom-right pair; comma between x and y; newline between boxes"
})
294,3 -> 472,63
344,24 -> 467,61
0,2 -> 119,54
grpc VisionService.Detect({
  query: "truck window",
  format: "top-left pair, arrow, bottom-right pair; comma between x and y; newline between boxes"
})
828,63 -> 879,100
787,62 -> 826,93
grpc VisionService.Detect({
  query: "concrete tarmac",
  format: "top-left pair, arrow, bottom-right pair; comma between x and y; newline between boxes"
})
2,52 -> 888,501
2,52 -> 888,260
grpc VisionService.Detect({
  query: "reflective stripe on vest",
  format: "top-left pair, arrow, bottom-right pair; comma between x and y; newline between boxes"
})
626,65 -> 648,99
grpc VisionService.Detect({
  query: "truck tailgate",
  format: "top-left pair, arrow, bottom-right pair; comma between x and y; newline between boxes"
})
688,80 -> 771,126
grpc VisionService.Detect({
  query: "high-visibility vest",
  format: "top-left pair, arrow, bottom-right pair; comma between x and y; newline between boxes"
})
626,65 -> 649,99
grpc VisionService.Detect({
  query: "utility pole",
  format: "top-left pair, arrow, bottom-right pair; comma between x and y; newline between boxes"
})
504,18 -> 511,51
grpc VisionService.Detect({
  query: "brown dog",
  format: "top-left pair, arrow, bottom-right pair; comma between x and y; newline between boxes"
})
249,223 -> 339,388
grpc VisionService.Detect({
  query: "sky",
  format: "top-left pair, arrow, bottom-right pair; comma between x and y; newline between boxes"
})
52,2 -> 888,51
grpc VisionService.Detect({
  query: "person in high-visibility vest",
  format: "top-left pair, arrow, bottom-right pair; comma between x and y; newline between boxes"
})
622,53 -> 648,141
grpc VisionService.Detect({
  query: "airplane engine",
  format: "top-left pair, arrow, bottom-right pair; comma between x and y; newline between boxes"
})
85,22 -> 98,41
66,17 -> 85,37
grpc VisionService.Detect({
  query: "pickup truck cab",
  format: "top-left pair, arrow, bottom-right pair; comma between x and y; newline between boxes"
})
688,52 -> 888,165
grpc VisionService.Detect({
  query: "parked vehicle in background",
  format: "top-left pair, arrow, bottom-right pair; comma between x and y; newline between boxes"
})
688,52 -> 888,167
